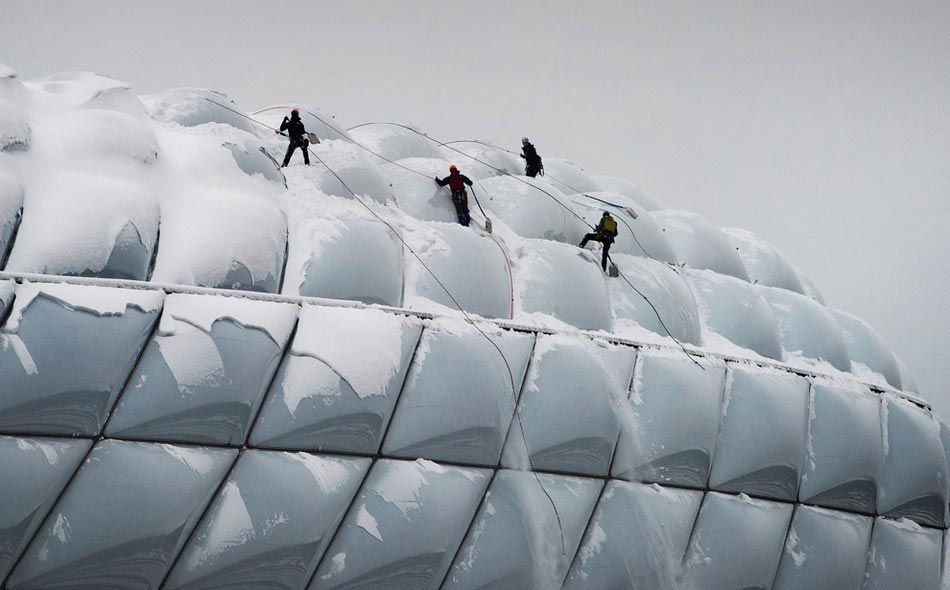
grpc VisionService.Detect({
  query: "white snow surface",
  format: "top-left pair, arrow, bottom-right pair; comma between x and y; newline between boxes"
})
157,292 -> 297,344
2,282 -> 163,333
0,167 -> 24,223
355,505 -> 384,542
142,87 -> 257,133
160,443 -> 221,477
0,98 -> 30,149
291,304 -> 416,398
0,60 -> 920,416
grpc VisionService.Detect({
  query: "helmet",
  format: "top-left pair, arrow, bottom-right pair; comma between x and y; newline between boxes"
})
291,108 -> 300,115
522,137 -> 529,143
602,211 -> 610,216
449,164 -> 458,172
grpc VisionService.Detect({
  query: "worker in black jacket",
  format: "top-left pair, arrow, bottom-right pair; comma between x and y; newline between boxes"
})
520,137 -> 543,177
277,108 -> 310,167
435,165 -> 474,226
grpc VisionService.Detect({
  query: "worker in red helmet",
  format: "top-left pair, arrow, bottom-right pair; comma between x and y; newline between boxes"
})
277,108 -> 310,167
435,165 -> 474,226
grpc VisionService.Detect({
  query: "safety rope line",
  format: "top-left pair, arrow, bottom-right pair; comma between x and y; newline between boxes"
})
349,122 -> 705,369
301,109 -> 515,320
204,99 -> 566,552
302,147 -> 570,558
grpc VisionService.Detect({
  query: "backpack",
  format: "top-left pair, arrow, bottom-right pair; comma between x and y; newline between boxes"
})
601,215 -> 618,237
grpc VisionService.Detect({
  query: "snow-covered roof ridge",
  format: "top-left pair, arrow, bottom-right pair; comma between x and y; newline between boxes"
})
0,63 -> 919,408
1,281 -> 164,333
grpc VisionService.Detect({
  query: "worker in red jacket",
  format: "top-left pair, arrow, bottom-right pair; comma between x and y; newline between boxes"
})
435,165 -> 474,226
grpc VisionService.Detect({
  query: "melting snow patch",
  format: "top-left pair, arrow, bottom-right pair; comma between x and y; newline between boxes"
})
1,333 -> 38,375
16,438 -> 63,465
578,522 -> 607,566
159,293 -> 297,345
3,283 -> 163,333
155,326 -> 225,395
161,444 -> 219,477
292,305 -> 411,398
286,452 -> 352,495
190,480 -> 255,568
280,364 -> 342,416
373,460 -> 433,517
356,505 -> 383,542
51,513 -> 71,545
321,552 -> 347,579
785,526 -> 807,567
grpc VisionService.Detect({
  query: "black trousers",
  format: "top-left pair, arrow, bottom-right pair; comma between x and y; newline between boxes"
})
525,163 -> 542,177
580,233 -> 613,271
282,138 -> 310,166
451,189 -> 471,226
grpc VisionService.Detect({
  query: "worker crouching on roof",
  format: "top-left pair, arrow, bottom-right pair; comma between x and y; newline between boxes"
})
277,108 -> 310,167
435,165 -> 474,227
580,212 -> 619,272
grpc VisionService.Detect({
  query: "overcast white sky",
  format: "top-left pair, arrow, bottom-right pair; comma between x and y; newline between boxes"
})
2,0 -> 948,414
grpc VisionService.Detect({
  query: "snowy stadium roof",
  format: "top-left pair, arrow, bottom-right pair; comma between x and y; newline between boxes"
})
0,62 -> 947,589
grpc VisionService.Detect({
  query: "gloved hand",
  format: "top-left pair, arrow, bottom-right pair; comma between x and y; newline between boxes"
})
519,154 -> 525,159
434,177 -> 440,183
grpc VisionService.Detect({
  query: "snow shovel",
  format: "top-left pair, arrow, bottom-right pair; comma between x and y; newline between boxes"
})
307,132 -> 320,145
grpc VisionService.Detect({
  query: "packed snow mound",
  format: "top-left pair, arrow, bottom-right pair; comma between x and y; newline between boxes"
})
149,124 -> 287,291
24,71 -> 148,117
349,123 -> 441,161
5,109 -> 162,279
591,175 -> 664,211
38,109 -> 160,166
382,157 -> 467,223
478,175 -> 588,244
142,87 -> 257,133
223,138 -> 285,186
291,139 -> 392,203
652,210 -> 751,281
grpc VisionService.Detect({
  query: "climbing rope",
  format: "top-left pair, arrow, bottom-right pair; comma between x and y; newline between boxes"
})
203,98 -> 567,553
349,122 -> 705,369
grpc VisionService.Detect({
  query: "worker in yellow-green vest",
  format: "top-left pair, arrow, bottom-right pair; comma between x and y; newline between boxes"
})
579,211 -> 619,272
